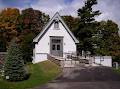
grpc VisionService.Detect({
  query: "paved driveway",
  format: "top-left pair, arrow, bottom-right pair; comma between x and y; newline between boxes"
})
33,67 -> 120,89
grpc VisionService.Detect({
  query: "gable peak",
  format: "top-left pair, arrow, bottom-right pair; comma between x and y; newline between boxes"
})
53,12 -> 61,18
55,12 -> 60,15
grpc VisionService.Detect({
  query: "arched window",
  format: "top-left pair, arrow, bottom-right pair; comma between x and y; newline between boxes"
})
54,21 -> 59,29
54,17 -> 59,29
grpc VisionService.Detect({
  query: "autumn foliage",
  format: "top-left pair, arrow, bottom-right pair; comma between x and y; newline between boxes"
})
0,8 -> 49,62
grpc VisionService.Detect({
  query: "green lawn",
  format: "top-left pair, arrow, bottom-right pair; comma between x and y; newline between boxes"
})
0,60 -> 62,89
115,67 -> 120,74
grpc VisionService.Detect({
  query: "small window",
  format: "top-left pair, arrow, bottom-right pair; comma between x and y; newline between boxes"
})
57,45 -> 60,50
54,22 -> 59,29
52,45 -> 55,50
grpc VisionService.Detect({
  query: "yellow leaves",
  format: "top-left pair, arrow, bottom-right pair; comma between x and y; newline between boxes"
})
0,8 -> 20,46
0,8 -> 20,25
0,22 -> 16,31
1,8 -> 20,17
10,30 -> 17,35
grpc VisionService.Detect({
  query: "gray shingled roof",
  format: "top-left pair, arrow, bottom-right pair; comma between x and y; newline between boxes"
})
33,12 -> 79,43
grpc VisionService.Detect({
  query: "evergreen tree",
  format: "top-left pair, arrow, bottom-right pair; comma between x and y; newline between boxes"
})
75,0 -> 101,55
4,39 -> 26,81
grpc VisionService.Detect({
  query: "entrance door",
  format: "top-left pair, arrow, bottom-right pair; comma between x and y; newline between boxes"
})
50,36 -> 63,57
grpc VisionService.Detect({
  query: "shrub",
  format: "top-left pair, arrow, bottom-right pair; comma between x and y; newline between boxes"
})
113,56 -> 120,63
21,33 -> 35,63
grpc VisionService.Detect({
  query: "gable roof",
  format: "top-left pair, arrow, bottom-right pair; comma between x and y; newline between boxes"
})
33,12 -> 79,43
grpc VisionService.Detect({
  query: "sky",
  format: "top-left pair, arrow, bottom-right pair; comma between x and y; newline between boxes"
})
0,0 -> 120,29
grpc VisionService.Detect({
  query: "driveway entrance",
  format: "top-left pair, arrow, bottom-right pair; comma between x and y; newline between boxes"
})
34,67 -> 120,89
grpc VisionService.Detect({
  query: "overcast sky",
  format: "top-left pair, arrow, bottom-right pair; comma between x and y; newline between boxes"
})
0,0 -> 120,28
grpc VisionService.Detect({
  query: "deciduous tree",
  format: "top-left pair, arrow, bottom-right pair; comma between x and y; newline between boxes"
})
0,8 -> 20,48
95,20 -> 120,62
62,16 -> 79,32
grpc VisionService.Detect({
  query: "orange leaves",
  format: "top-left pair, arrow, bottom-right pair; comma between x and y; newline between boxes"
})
0,8 -> 20,47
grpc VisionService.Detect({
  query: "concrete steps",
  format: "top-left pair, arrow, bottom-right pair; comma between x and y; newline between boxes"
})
48,54 -> 101,68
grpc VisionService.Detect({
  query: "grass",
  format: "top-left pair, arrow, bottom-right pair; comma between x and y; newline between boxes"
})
113,67 -> 120,75
0,60 -> 62,89
115,67 -> 120,74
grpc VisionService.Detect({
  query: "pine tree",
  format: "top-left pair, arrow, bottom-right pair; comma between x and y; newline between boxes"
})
75,0 -> 101,55
4,39 -> 26,81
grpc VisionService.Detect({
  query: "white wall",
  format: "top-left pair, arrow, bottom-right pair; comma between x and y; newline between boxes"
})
94,56 -> 112,67
32,53 -> 48,64
33,22 -> 76,63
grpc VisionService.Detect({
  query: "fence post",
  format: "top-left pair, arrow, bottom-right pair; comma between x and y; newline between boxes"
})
113,62 -> 119,69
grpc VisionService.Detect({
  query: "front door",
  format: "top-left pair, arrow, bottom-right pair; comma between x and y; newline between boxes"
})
50,36 -> 63,57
